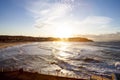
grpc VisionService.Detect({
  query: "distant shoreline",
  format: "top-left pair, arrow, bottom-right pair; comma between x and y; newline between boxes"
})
0,35 -> 93,48
0,35 -> 93,43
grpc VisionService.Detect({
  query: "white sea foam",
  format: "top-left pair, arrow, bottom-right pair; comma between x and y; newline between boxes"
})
0,42 -> 120,78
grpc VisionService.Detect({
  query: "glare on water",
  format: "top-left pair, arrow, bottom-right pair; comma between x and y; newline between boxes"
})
52,42 -> 72,60
0,42 -> 120,79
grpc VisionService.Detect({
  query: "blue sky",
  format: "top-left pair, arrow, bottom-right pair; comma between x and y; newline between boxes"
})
0,0 -> 120,37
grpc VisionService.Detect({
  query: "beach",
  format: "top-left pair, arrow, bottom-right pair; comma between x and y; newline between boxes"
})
0,69 -> 85,80
0,42 -> 119,80
0,42 -> 31,48
0,42 -> 85,80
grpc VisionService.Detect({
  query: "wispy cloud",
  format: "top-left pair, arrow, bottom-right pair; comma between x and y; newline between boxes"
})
75,16 -> 113,34
26,0 -> 115,35
80,32 -> 120,42
81,16 -> 112,24
26,0 -> 73,28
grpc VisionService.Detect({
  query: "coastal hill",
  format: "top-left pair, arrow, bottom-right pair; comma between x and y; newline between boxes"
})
0,35 -> 93,42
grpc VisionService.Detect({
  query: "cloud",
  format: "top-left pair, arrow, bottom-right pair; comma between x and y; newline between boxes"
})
26,0 -> 74,28
26,0 -> 115,35
76,16 -> 113,34
81,32 -> 120,42
81,16 -> 112,24
58,16 -> 113,35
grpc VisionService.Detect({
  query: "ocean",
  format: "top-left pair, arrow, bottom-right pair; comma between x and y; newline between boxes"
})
0,42 -> 120,79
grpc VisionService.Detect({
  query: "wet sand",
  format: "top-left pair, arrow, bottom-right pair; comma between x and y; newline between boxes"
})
0,70 -> 85,80
0,42 -> 31,48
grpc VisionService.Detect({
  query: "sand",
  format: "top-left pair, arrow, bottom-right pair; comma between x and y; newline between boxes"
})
0,70 -> 85,80
0,42 -> 31,48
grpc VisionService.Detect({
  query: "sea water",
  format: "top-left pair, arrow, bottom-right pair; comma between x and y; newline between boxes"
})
0,42 -> 120,79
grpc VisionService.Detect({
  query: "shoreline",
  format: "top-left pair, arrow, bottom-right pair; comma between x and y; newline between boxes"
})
0,42 -> 32,49
0,69 -> 112,80
0,70 -> 85,80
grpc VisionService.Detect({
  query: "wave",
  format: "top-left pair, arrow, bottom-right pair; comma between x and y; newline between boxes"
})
0,42 -> 120,79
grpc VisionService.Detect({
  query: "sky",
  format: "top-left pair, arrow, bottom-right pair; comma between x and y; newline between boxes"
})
0,0 -> 120,38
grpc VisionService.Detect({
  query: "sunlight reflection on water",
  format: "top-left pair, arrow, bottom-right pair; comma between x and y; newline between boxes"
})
52,42 -> 73,60
0,42 -> 120,79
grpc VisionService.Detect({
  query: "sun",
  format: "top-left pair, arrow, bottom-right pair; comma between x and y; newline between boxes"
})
54,26 -> 73,38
